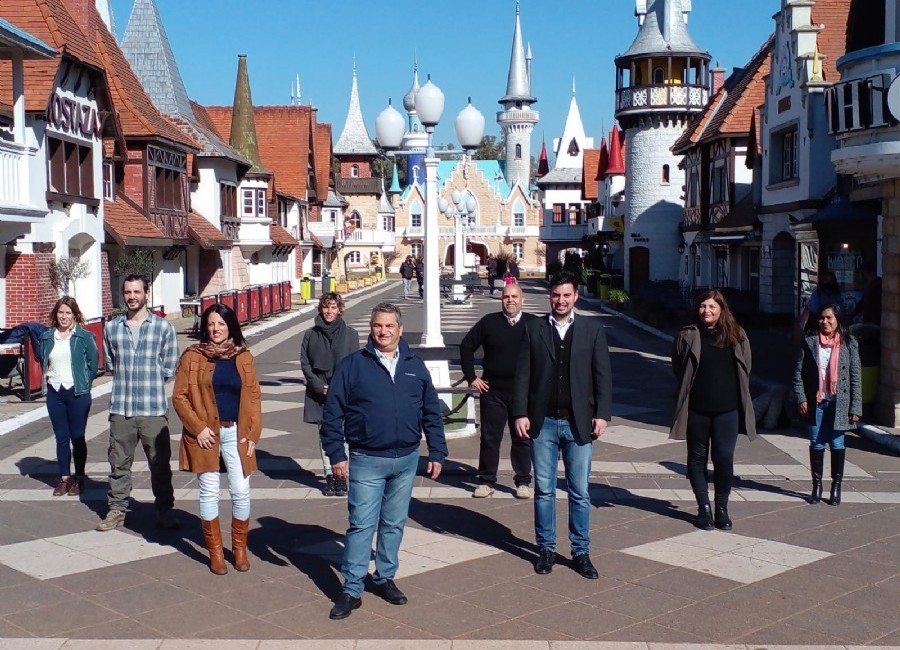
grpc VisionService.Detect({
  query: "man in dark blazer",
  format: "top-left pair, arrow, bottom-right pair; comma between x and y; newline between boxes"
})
513,272 -> 612,579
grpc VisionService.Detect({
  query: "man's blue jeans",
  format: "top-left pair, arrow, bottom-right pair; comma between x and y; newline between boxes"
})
531,417 -> 593,556
341,450 -> 418,598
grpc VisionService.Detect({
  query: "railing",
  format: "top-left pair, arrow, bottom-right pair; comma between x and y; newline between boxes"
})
615,83 -> 708,113
507,225 -> 528,236
0,140 -> 25,205
345,229 -> 396,246
403,226 -> 424,238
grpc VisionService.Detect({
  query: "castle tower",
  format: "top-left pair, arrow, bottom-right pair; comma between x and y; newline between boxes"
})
497,1 -> 538,190
401,59 -> 427,187
614,0 -> 710,290
334,58 -> 378,178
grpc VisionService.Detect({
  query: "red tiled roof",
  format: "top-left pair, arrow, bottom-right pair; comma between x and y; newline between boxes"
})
0,0 -> 103,111
82,6 -> 195,148
199,105 -> 232,142
269,223 -> 297,247
812,0 -> 852,83
104,197 -> 170,246
673,34 -> 774,153
188,211 -> 230,248
713,192 -> 757,231
582,148 -> 600,201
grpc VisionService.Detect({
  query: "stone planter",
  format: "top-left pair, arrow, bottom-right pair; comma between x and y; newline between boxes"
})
336,282 -> 350,293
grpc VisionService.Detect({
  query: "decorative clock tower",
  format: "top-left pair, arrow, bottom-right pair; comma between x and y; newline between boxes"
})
615,0 -> 711,290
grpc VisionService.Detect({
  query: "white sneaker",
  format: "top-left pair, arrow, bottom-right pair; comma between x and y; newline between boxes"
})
472,484 -> 495,498
515,485 -> 533,500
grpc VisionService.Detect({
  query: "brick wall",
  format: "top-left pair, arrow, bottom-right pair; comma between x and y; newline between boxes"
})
198,249 -> 225,295
339,158 -> 372,179
124,151 -> 145,207
6,252 -> 57,326
100,250 -> 114,317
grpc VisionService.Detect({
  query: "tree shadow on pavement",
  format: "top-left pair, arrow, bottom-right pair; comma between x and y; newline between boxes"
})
253,515 -> 343,597
254,449 -> 319,487
659,460 -> 808,502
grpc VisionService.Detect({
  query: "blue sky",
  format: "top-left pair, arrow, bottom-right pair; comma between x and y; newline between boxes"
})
109,0 -> 776,149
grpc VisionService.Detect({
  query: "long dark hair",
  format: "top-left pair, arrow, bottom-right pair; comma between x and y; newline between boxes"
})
199,304 -> 245,346
49,296 -> 85,328
692,289 -> 744,348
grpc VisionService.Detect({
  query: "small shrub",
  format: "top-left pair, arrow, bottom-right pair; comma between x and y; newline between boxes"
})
607,289 -> 630,305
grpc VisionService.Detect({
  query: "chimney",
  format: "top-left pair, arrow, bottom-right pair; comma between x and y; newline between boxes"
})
711,61 -> 726,95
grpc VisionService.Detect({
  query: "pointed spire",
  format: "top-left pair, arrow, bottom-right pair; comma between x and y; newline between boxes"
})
389,161 -> 402,193
96,0 -> 116,33
606,124 -> 625,176
296,73 -> 301,104
500,0 -> 535,104
378,178 -> 395,214
229,55 -> 266,173
403,55 -> 420,113
572,76 -> 577,96
537,138 -> 549,177
121,0 -> 194,120
621,0 -> 703,59
597,136 -> 610,181
553,89 -> 589,169
810,43 -> 823,82
334,60 -> 377,155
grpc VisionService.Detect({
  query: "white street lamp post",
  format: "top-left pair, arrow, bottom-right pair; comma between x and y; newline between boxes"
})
439,190 -> 477,303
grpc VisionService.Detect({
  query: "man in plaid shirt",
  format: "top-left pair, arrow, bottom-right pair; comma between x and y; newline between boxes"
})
96,275 -> 179,531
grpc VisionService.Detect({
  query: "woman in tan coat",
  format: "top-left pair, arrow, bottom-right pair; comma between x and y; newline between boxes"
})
671,290 -> 756,532
173,304 -> 262,575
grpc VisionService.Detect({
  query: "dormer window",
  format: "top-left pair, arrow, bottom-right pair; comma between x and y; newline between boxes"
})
567,138 -> 580,157
242,188 -> 267,217
350,164 -> 359,178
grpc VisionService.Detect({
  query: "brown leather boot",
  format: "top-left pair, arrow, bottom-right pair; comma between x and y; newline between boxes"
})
201,518 -> 227,575
231,517 -> 250,572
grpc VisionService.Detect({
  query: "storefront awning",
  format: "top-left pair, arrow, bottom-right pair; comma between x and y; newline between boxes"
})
104,199 -> 172,247
798,197 -> 879,225
187,211 -> 231,249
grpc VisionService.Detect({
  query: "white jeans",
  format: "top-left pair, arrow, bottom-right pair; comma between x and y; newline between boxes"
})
198,424 -> 250,521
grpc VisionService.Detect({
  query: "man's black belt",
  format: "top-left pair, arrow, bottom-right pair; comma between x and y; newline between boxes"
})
549,408 -> 571,419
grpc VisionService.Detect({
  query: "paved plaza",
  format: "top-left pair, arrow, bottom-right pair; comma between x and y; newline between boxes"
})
0,281 -> 898,647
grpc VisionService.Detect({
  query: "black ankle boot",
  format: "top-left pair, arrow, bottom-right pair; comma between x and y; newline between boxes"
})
696,504 -> 714,531
829,448 -> 845,505
808,448 -> 824,504
714,504 -> 732,530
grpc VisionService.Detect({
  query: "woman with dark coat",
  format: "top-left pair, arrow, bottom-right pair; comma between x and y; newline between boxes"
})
173,304 -> 262,575
792,304 -> 861,505
300,292 -> 360,496
671,290 -> 756,531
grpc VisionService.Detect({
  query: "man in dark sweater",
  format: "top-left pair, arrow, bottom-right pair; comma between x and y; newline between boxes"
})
460,283 -> 536,499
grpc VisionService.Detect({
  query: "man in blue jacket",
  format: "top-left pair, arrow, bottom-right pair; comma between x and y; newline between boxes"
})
321,302 -> 447,620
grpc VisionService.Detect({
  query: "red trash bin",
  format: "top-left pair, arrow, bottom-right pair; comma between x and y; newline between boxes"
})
236,289 -> 250,324
260,284 -> 272,317
249,286 -> 261,321
218,290 -> 235,310
282,281 -> 292,311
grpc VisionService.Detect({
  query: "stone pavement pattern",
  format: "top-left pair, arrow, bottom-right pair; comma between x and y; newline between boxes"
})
0,281 -> 898,647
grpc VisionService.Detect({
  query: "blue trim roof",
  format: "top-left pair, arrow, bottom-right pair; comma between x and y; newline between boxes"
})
0,18 -> 55,58
436,160 -> 511,199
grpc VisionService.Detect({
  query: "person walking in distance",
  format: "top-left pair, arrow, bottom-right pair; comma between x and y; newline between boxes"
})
460,282 -> 535,499
322,303 -> 446,619
173,304 -> 262,574
300,292 -> 360,496
97,275 -> 179,531
513,272 -> 612,579
671,290 -> 756,531
486,254 -> 498,295
399,255 -> 415,300
415,256 -> 425,298
40,297 -> 99,497
792,304 -> 861,506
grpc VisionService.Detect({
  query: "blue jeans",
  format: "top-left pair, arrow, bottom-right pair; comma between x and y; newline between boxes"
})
47,385 -> 91,477
402,278 -> 412,298
531,417 -> 593,556
198,424 -> 251,521
809,399 -> 845,451
341,450 -> 419,598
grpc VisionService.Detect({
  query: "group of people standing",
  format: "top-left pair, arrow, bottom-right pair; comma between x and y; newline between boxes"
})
399,255 -> 424,300
35,264 -> 865,618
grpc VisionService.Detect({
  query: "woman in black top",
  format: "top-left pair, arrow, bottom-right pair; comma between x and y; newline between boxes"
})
671,290 -> 756,531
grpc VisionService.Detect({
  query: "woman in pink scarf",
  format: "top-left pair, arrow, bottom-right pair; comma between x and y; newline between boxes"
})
792,304 -> 862,506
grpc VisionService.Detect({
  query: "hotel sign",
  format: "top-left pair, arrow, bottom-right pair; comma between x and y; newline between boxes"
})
45,89 -> 105,140
825,72 -> 899,135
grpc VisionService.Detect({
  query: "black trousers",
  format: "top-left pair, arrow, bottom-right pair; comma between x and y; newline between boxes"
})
478,389 -> 532,486
685,409 -> 739,507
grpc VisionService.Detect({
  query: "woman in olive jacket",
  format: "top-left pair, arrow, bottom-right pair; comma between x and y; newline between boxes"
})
792,304 -> 861,506
671,290 -> 756,531
173,304 -> 262,575
40,297 -> 99,497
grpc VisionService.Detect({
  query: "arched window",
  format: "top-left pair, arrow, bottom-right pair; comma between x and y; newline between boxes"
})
515,143 -> 522,159
346,210 -> 361,229
350,164 -> 359,178
512,199 -> 525,227
653,67 -> 665,84
662,164 -> 670,184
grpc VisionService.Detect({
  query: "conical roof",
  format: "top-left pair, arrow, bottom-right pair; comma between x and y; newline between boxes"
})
606,124 -> 625,175
537,139 -> 549,177
388,161 -> 402,193
499,1 -> 535,105
378,180 -> 394,214
403,58 -> 420,113
618,0 -> 706,60
552,85 -> 589,170
229,54 -> 267,174
597,137 -> 609,181
334,60 -> 377,156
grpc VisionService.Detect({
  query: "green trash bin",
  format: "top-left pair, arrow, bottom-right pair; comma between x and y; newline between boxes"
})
850,323 -> 880,405
598,273 -> 611,300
